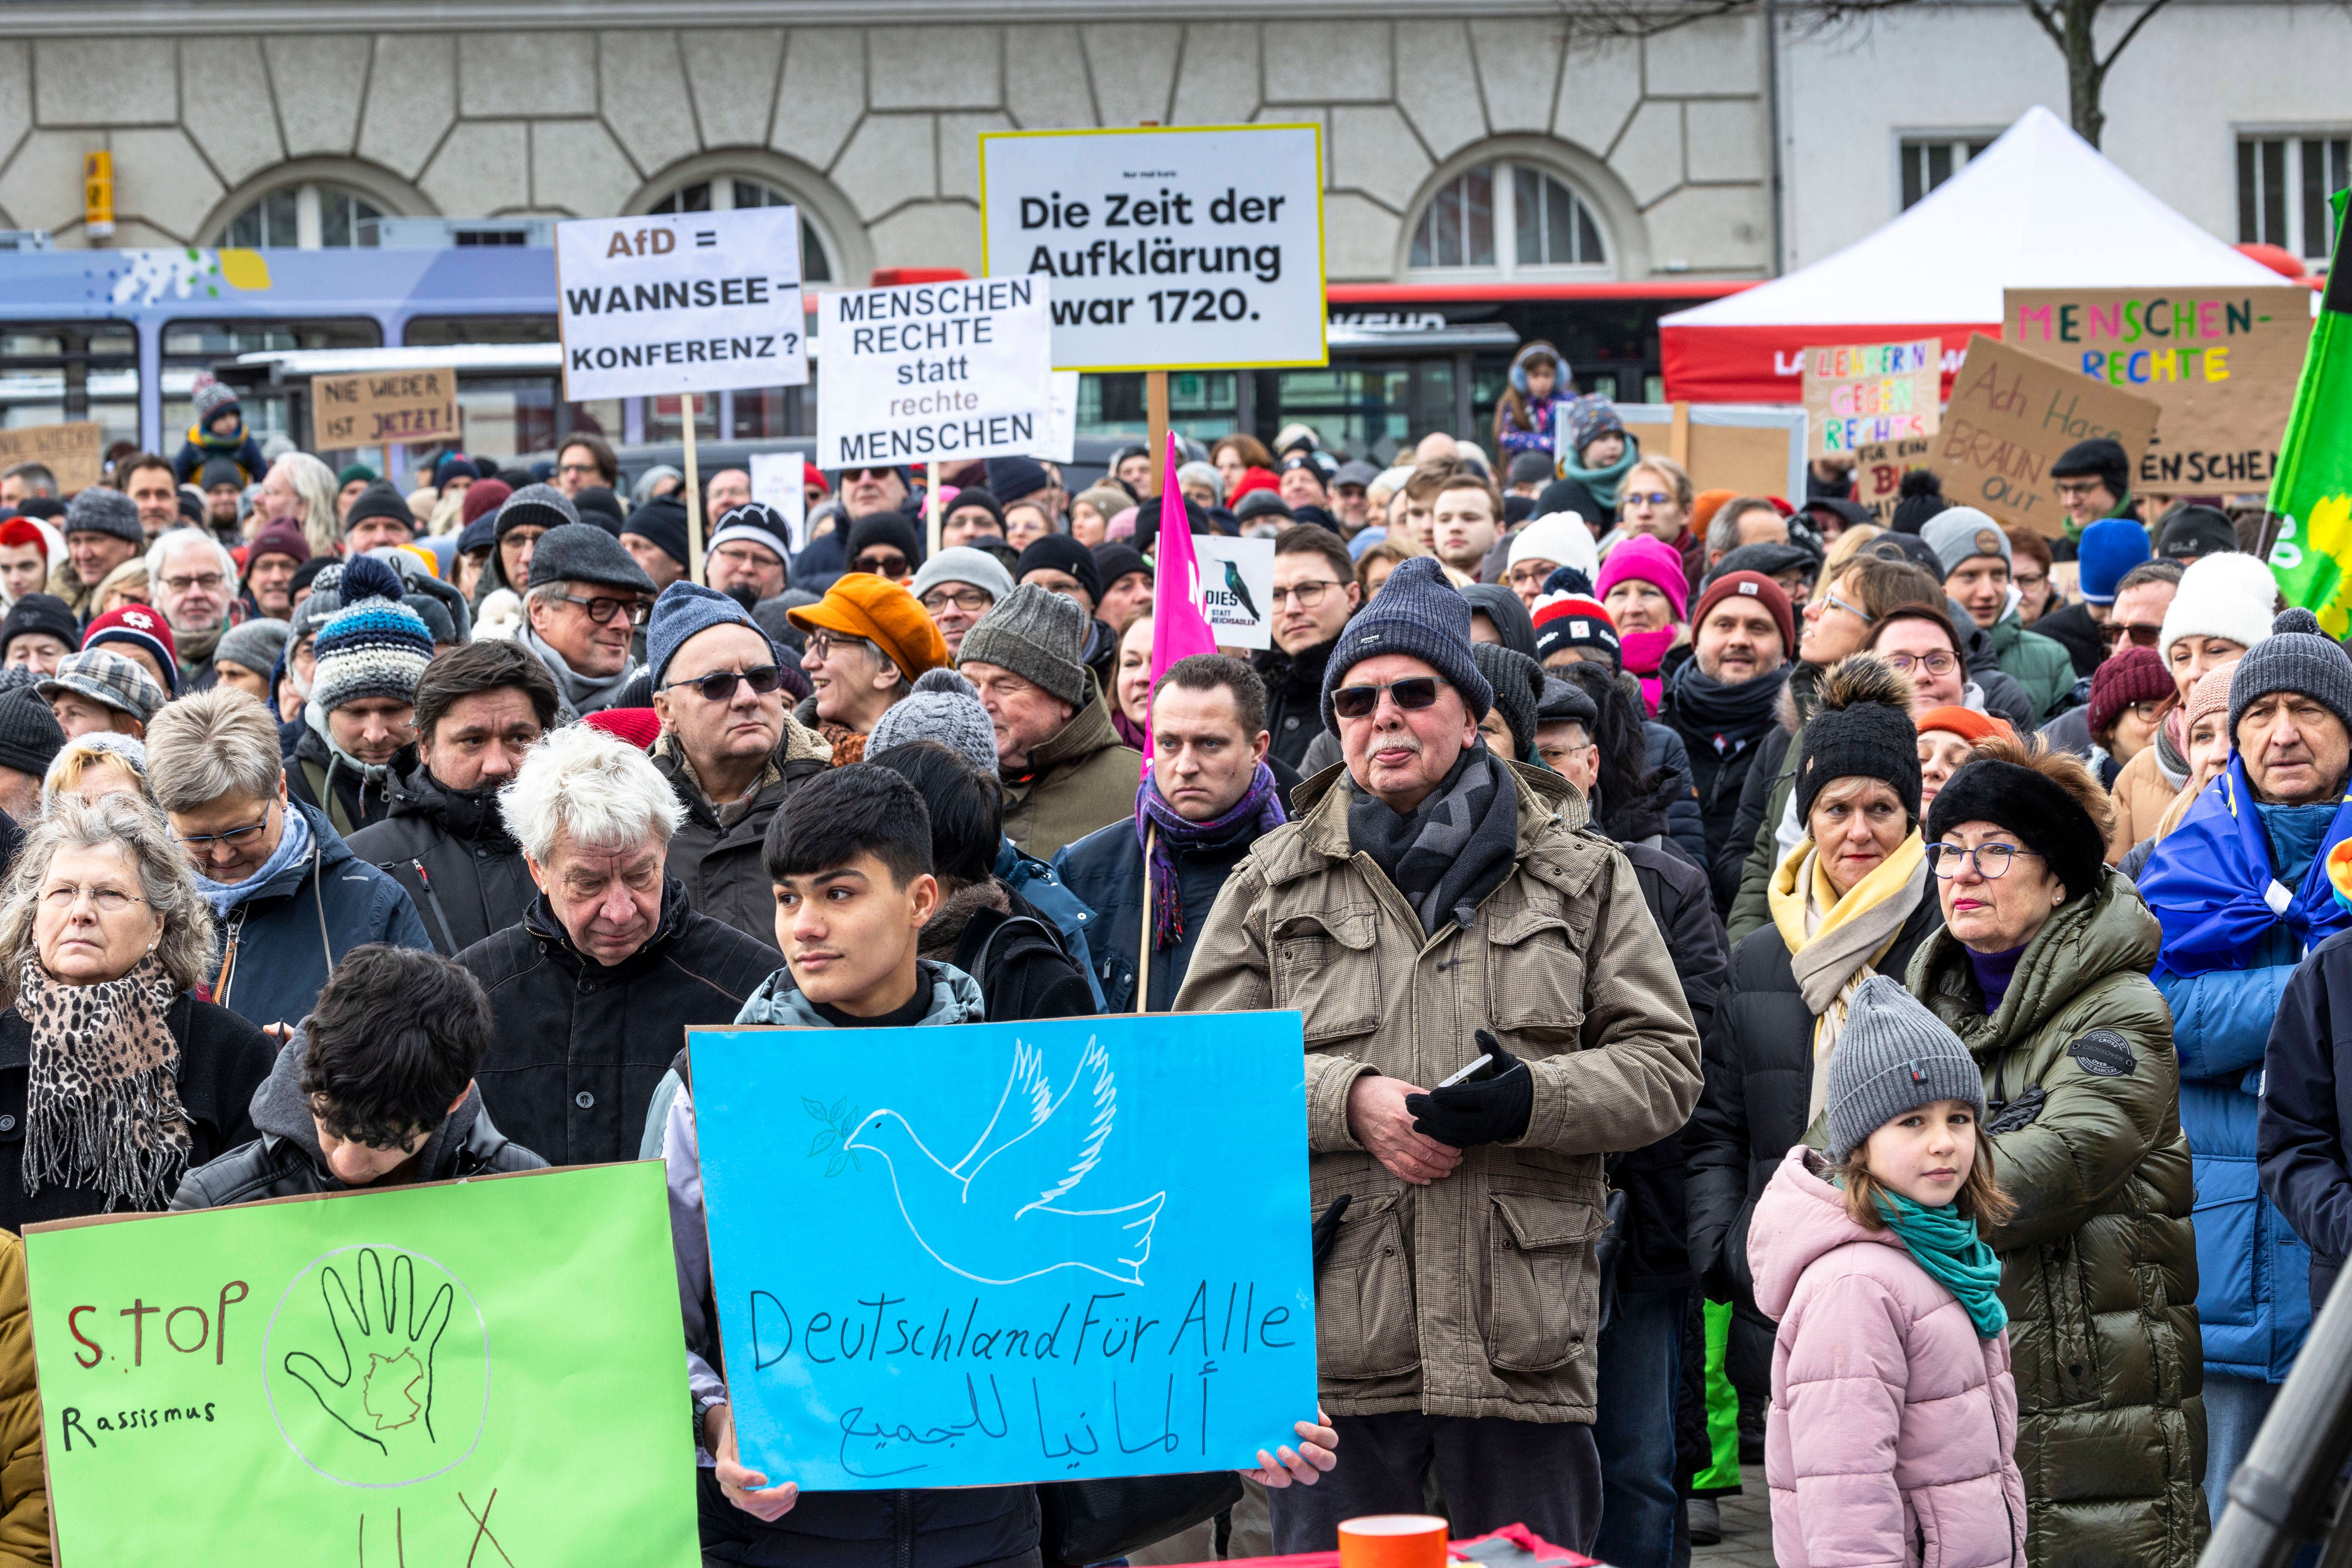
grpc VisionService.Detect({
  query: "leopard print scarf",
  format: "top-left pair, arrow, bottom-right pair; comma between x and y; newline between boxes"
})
18,956 -> 190,1211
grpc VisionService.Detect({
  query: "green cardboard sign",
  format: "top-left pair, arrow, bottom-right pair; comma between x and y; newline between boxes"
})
23,1161 -> 699,1565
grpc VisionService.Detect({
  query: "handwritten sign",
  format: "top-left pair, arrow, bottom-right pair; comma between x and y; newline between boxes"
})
1853,437 -> 1937,524
0,421 -> 103,492
816,279 -> 1055,470
1801,340 -> 1942,457
2006,286 -> 2312,494
555,207 -> 809,401
1932,334 -> 2160,535
309,367 -> 457,452
690,1011 -> 1315,1491
24,1163 -> 698,1566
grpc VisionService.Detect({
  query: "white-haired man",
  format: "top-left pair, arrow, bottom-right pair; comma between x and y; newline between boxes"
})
455,724 -> 779,1166
147,525 -> 242,693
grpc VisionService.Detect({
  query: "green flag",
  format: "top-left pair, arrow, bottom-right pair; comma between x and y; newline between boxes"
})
2270,189 -> 2352,634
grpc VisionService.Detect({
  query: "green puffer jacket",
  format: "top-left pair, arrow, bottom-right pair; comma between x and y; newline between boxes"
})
1907,868 -> 2205,1568
1989,610 -> 2076,723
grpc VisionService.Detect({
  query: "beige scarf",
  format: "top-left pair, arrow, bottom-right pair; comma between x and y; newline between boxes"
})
1769,830 -> 1929,1126
18,955 -> 190,1211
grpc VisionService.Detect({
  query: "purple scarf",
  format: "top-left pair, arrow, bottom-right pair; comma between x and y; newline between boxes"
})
1136,761 -> 1288,949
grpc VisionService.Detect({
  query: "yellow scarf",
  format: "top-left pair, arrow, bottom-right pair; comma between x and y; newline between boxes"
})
1769,829 -> 1929,1127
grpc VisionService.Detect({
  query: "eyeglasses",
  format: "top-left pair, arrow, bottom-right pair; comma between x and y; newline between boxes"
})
1816,591 -> 1875,625
1623,491 -> 1675,509
2054,480 -> 2109,502
842,468 -> 899,484
40,884 -> 146,913
1926,842 -> 2046,879
2120,698 -> 2171,725
921,588 -> 994,614
557,593 -> 650,627
1269,580 -> 1344,609
1881,650 -> 1958,678
2101,620 -> 2165,647
176,805 -> 273,847
1506,564 -> 1556,588
662,665 -> 784,702
160,573 -> 225,595
556,462 -> 601,478
851,552 -> 910,578
1331,677 -> 1447,720
806,631 -> 878,663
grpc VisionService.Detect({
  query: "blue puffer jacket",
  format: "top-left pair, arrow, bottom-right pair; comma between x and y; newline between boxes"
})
993,837 -> 1105,1011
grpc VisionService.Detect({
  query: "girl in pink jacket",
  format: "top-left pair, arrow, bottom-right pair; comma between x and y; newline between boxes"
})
1747,974 -> 2028,1568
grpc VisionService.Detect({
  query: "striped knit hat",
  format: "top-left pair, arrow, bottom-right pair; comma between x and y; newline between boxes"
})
309,554 -> 435,714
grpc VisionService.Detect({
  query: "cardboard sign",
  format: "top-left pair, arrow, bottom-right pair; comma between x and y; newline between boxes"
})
1852,437 -> 1937,524
555,208 -> 808,401
746,451 -> 810,549
1605,403 -> 1809,501
689,1011 -> 1315,1491
24,1163 -> 698,1566
1933,334 -> 2160,535
1195,535 -> 1276,650
980,125 -> 1329,373
2006,286 -> 2313,494
0,421 -> 103,492
309,366 -> 457,451
1801,340 -> 1941,457
816,278 -> 1054,470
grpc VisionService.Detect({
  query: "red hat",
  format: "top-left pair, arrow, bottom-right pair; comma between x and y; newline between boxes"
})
2086,646 -> 2175,739
460,478 -> 513,527
0,519 -> 49,564
243,520 -> 311,570
1690,570 -> 1796,655
81,604 -> 178,694
1914,705 -> 2010,745
582,706 -> 661,750
1228,466 -> 1282,503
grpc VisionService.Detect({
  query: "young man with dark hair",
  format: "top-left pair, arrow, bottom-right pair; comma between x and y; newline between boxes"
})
1256,525 -> 1360,771
171,944 -> 545,1207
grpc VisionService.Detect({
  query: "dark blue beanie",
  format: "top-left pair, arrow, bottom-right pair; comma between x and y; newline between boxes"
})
622,493 -> 693,570
647,580 -> 777,689
1321,554 -> 1493,729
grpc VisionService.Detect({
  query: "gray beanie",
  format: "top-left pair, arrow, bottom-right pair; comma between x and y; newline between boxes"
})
2227,606 -> 2352,744
1917,507 -> 2011,579
910,546 -> 1017,608
956,582 -> 1090,710
63,487 -> 142,546
868,668 -> 1001,776
1825,975 -> 1988,1163
1471,641 -> 1543,764
214,617 -> 291,676
1321,554 -> 1493,730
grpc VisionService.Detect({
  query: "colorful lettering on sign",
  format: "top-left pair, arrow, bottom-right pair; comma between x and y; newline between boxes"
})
2015,298 -> 2264,345
2076,346 -> 2232,385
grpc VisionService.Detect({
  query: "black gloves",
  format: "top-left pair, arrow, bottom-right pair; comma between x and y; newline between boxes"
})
1406,1031 -> 1533,1149
1310,1195 -> 1353,1270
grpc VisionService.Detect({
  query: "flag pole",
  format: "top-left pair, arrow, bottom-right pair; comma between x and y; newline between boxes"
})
1136,825 -> 1154,1014
926,459 -> 943,558
681,392 -> 705,582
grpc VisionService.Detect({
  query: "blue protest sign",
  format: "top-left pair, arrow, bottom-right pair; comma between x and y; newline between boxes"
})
689,1010 -> 1314,1491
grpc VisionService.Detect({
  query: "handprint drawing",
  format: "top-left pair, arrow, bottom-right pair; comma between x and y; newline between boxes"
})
263,1245 -> 489,1488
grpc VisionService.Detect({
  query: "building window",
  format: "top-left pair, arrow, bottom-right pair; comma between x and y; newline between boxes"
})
649,179 -> 834,282
2239,135 -> 2349,261
1409,162 -> 1607,275
217,183 -> 385,249
1899,138 -> 1992,210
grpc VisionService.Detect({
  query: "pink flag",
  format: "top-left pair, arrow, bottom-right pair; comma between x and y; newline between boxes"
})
1142,431 -> 1217,765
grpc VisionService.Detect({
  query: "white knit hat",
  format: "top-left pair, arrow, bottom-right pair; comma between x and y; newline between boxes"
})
2159,551 -> 2279,660
1508,512 -> 1600,582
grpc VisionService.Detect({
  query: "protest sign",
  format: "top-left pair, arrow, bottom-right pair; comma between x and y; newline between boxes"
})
0,421 -> 102,492
1195,535 -> 1276,650
816,278 -> 1054,470
2006,286 -> 2312,493
980,126 -> 1328,373
746,451 -> 810,549
1932,334 -> 2160,535
309,366 -> 457,451
1609,403 -> 1809,500
555,208 -> 808,402
1800,340 -> 1941,457
1045,369 -> 1080,464
24,1163 -> 697,1566
1853,437 -> 1937,524
690,1010 -> 1315,1491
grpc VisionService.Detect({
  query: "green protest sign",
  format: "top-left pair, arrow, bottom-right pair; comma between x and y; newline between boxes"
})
23,1162 -> 698,1566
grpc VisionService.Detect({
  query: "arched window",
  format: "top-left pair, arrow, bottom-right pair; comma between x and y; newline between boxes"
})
217,182 -> 385,249
649,178 -> 835,283
1409,161 -> 1607,275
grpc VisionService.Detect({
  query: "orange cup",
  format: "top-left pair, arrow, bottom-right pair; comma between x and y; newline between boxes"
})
1338,1514 -> 1449,1568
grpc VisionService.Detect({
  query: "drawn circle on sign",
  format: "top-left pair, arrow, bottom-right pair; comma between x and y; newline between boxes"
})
260,1243 -> 490,1488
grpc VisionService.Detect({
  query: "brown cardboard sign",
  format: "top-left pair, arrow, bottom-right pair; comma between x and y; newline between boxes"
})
1852,437 -> 1936,524
1801,340 -> 1941,459
1932,334 -> 2160,535
2006,286 -> 2312,495
309,366 -> 458,451
0,422 -> 104,492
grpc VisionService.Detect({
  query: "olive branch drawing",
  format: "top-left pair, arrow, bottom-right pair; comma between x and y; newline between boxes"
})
805,1097 -> 866,1178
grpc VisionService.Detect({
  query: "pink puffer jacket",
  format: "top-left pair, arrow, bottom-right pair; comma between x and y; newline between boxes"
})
1748,1145 -> 2027,1568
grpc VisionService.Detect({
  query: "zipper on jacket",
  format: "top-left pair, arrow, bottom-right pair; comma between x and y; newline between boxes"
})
894,1488 -> 914,1568
410,858 -> 461,955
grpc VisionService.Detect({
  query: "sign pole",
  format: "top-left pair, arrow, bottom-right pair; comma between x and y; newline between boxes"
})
1146,373 -> 1170,487
682,392 -> 705,583
926,459 -> 943,558
1136,824 -> 1154,1014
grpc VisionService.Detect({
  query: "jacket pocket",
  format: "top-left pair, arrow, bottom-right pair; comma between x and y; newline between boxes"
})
1482,906 -> 1585,1046
1272,906 -> 1383,1044
1313,1192 -> 1419,1378
1486,1189 -> 1605,1372
2038,1235 -> 2103,1406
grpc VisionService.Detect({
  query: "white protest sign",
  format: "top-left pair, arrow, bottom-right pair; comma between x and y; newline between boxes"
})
745,451 -> 809,549
1195,535 -> 1276,650
1044,369 -> 1079,463
815,278 -> 1054,470
980,125 -> 1328,373
555,208 -> 807,401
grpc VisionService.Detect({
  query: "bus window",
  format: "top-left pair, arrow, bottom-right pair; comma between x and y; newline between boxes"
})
403,315 -> 557,346
162,318 -> 380,451
730,385 -> 809,440
0,322 -> 140,451
646,394 -> 719,445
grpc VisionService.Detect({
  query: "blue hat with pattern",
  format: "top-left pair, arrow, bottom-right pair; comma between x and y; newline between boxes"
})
309,554 -> 434,714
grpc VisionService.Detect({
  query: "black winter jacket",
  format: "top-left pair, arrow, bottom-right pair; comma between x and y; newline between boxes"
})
345,763 -> 538,956
651,724 -> 829,948
918,881 -> 1096,1023
1684,892 -> 1944,1396
171,1029 -> 544,1209
458,881 -> 781,1166
2261,928 -> 2352,1308
1253,637 -> 1335,772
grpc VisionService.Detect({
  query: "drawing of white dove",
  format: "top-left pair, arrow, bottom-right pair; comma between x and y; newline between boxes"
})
845,1035 -> 1167,1285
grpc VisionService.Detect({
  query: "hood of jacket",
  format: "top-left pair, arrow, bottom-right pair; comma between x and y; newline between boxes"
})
382,760 -> 518,848
1749,1143 -> 1903,1320
1911,865 -> 2158,1052
735,958 -> 985,1027
250,1025 -> 496,1184
1255,636 -> 1335,696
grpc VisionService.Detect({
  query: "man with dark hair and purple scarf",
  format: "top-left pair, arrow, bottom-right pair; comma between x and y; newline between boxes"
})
1052,653 -> 1290,1012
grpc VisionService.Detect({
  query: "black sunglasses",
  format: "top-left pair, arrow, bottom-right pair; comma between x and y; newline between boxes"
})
852,552 -> 910,577
662,665 -> 784,702
1331,677 -> 1446,720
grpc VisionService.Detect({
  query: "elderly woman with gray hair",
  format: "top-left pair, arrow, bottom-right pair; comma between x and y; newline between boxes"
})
0,795 -> 274,1231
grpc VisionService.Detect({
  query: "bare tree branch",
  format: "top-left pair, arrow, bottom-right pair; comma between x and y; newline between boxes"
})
2098,0 -> 2180,70
2015,0 -> 2070,52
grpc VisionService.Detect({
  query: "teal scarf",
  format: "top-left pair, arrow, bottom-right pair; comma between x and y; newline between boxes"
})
1875,1189 -> 2008,1338
1563,441 -> 1640,509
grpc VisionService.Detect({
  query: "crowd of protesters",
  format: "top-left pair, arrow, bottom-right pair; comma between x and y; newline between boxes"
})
0,349 -> 2336,1568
